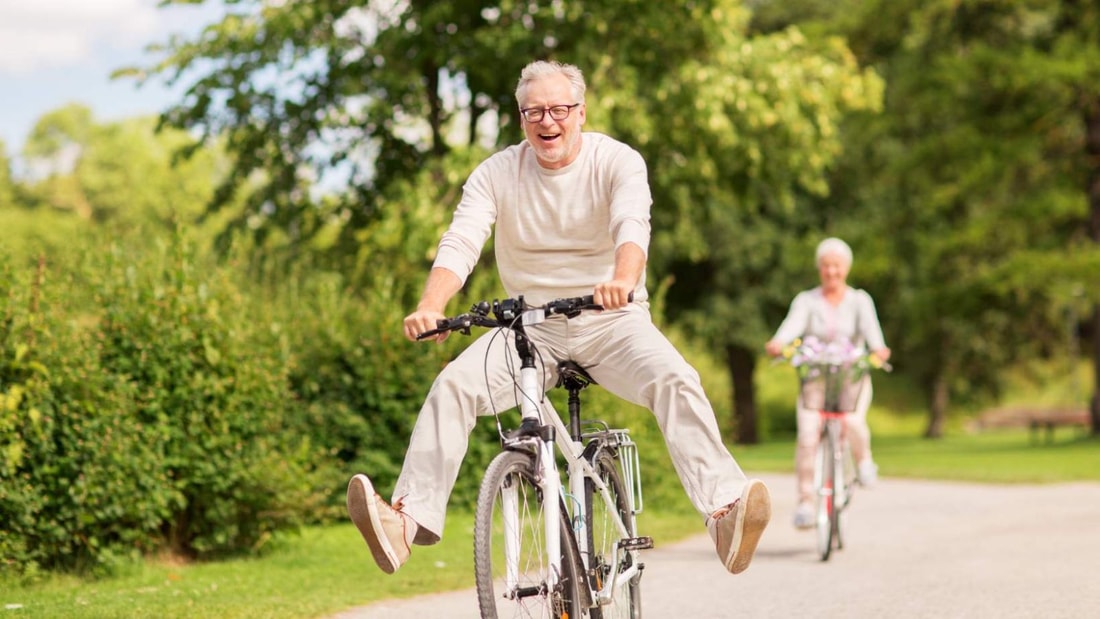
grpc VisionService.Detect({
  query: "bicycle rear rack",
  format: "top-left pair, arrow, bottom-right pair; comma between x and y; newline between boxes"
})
583,424 -> 644,516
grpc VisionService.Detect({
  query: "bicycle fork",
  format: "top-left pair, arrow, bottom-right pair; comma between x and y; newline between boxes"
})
503,329 -> 565,598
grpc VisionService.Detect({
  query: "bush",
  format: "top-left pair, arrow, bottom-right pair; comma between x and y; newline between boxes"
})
0,234 -> 328,576
269,266 -> 505,515
90,237 -> 322,559
1,252 -> 168,575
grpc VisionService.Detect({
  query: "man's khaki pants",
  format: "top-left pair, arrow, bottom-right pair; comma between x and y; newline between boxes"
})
392,302 -> 748,544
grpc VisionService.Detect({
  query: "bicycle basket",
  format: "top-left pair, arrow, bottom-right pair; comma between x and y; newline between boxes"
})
799,365 -> 866,412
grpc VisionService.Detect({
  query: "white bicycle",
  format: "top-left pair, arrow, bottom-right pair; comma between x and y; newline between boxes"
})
419,295 -> 651,618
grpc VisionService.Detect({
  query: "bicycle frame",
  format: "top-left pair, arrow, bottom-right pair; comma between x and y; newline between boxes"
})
818,411 -> 853,511
419,296 -> 648,616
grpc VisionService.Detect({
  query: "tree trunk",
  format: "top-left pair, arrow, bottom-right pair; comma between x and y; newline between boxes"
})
1085,99 -> 1100,435
424,60 -> 447,157
924,371 -> 948,438
725,343 -> 759,445
1091,305 -> 1100,436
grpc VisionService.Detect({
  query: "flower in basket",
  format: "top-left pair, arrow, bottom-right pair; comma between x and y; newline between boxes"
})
785,336 -> 869,380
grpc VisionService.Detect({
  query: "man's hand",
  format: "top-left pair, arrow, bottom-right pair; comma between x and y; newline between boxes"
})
404,307 -> 448,343
593,280 -> 635,310
404,267 -> 462,342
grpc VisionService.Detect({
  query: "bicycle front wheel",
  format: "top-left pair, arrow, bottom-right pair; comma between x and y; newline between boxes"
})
585,449 -> 641,619
813,425 -> 836,561
835,437 -> 857,551
474,450 -> 587,619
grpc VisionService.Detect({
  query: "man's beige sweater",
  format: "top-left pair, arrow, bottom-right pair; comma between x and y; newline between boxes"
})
432,132 -> 653,305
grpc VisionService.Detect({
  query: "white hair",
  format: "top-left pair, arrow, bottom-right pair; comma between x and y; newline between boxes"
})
815,237 -> 853,267
515,60 -> 587,107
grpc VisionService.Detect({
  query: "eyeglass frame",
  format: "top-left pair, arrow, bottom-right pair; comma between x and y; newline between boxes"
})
519,103 -> 583,123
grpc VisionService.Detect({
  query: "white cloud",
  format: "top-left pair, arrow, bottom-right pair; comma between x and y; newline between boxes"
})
0,0 -> 160,75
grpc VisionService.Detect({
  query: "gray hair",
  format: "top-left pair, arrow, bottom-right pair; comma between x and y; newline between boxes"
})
515,60 -> 586,107
815,237 -> 853,267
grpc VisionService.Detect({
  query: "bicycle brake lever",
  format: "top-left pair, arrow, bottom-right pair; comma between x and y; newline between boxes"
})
417,315 -> 472,340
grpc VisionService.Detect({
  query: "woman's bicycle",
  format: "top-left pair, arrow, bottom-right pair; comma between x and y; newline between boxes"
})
418,295 -> 651,619
778,337 -> 889,562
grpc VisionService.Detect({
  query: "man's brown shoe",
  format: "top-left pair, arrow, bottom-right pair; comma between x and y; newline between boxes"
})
706,479 -> 771,574
347,474 -> 415,574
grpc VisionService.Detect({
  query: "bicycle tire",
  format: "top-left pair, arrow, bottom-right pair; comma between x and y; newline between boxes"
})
585,449 -> 641,619
474,449 -> 587,619
814,424 -> 836,561
835,438 -> 857,552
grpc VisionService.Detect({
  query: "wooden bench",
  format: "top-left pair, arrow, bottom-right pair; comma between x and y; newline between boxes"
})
970,407 -> 1090,444
1026,409 -> 1091,444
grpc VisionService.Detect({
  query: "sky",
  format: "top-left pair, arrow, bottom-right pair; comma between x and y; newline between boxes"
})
0,0 -> 224,158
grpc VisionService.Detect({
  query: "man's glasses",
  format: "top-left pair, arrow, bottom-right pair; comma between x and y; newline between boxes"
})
520,103 -> 582,123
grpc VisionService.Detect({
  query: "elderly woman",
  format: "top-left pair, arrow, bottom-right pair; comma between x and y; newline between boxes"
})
765,237 -> 891,529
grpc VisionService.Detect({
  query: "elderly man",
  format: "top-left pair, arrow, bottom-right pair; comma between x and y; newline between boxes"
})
347,59 -> 771,575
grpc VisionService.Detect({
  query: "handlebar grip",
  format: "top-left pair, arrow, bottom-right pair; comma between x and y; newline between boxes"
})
592,291 -> 635,306
416,327 -> 444,340
572,291 -> 634,311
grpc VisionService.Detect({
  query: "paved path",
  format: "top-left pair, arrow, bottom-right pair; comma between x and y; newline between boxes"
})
331,472 -> 1100,618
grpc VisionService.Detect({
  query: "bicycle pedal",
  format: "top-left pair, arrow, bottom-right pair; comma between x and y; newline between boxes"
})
618,536 -> 654,551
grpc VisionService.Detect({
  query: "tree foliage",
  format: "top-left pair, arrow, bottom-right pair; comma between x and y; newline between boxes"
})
19,104 -> 226,231
134,1 -> 884,443
0,141 -> 15,209
602,5 -> 884,442
757,0 -> 1100,435
126,0 -> 1100,447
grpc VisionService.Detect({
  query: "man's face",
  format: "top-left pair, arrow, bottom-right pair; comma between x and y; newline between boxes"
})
519,73 -> 585,169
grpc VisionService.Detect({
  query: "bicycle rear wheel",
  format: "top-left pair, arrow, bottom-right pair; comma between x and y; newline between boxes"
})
585,449 -> 641,619
474,450 -> 587,619
813,425 -> 836,561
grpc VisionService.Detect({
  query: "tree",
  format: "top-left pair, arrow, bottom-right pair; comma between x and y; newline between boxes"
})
21,104 -> 97,219
1089,99 -> 1100,433
134,2 -> 893,446
0,140 -> 15,209
608,6 -> 883,443
129,0 -> 580,256
832,0 -> 1100,436
19,105 -> 226,232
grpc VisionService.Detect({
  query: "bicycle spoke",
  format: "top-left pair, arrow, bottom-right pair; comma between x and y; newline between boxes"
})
586,450 -> 640,619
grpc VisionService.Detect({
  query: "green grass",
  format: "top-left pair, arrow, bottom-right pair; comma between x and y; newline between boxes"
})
731,428 -> 1100,484
0,508 -> 701,619
742,357 -> 1100,484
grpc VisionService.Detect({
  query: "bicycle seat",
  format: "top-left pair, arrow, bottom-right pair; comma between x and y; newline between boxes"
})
556,360 -> 597,389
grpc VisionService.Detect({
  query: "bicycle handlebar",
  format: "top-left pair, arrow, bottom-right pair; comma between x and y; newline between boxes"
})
416,293 -> 630,340
773,354 -> 892,375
